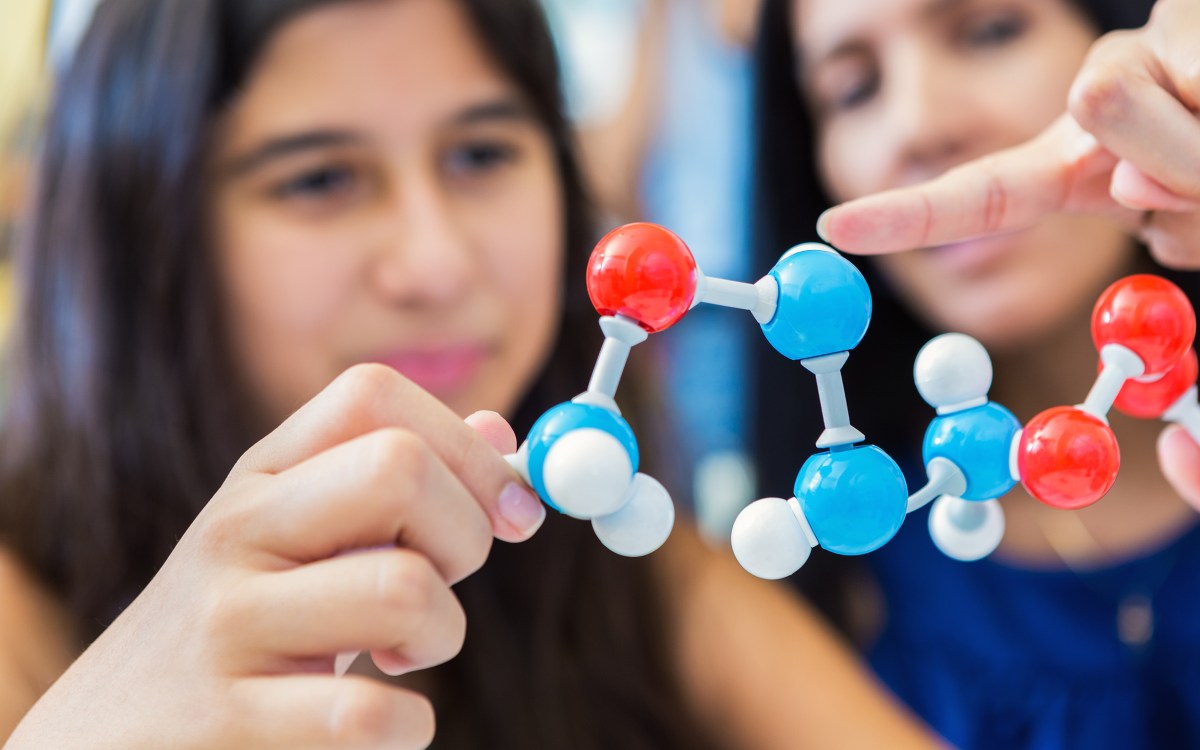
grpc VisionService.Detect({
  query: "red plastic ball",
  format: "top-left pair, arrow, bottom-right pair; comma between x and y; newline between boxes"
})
1110,348 -> 1198,419
1092,274 -> 1196,376
1017,406 -> 1120,510
586,223 -> 698,333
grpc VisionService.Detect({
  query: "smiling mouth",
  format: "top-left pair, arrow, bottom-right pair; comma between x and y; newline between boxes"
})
926,233 -> 1020,277
372,345 -> 491,395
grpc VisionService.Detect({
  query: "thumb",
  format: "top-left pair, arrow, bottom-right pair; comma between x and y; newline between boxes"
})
464,410 -> 519,457
1159,425 -> 1200,511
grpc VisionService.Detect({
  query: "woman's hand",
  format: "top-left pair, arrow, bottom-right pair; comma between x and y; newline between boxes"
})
5,364 -> 545,750
816,0 -> 1200,267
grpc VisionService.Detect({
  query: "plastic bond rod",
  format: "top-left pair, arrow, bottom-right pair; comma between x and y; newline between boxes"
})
1080,343 -> 1146,421
693,270 -> 779,325
801,352 -> 867,449
907,457 -> 968,513
1164,385 -> 1200,443
586,315 -> 650,401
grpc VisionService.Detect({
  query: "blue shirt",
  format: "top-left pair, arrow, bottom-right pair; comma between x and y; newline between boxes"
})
868,505 -> 1200,749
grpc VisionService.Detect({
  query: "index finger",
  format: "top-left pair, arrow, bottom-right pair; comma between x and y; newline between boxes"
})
817,115 -> 1133,254
233,363 -> 540,543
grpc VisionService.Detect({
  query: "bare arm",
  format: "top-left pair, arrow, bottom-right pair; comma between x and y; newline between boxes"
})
659,528 -> 947,750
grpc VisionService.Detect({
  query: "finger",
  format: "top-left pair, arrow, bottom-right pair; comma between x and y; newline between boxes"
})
224,549 -> 465,672
228,675 -> 435,750
1159,425 -> 1200,511
1152,0 -> 1200,110
817,115 -> 1137,254
1068,31 -> 1200,201
463,410 -> 518,455
240,428 -> 495,580
1140,209 -> 1200,270
1111,160 -> 1200,212
231,364 -> 542,543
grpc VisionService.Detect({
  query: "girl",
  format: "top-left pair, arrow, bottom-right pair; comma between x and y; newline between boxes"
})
0,0 -> 940,747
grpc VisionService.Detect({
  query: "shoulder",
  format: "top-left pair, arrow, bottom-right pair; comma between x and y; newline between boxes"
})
652,523 -> 944,749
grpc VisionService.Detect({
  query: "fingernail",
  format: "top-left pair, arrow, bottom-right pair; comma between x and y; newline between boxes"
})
498,482 -> 546,539
816,209 -> 833,242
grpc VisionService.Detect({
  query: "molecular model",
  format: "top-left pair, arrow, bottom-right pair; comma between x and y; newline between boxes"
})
504,221 -> 1200,575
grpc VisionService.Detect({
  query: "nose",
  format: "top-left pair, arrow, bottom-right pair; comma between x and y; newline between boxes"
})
881,43 -> 979,186
372,175 -> 477,306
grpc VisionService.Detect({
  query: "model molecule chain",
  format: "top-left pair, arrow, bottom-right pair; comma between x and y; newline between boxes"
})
503,223 -> 1200,577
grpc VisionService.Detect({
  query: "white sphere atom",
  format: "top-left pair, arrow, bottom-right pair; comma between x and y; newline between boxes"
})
592,473 -> 675,557
928,495 -> 1005,561
542,428 -> 633,519
914,333 -> 993,412
731,497 -> 814,579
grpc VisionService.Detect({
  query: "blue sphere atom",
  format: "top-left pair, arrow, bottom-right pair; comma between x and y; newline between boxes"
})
526,402 -> 639,512
794,445 -> 907,555
760,247 -> 872,361
922,402 -> 1020,501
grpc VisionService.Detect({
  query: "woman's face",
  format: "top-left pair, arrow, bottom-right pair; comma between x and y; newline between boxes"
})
211,0 -> 563,425
794,0 -> 1131,349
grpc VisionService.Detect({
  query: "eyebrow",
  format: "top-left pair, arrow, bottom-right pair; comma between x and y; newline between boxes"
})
224,97 -> 535,178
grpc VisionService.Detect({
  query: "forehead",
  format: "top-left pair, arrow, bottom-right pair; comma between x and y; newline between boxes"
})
226,0 -> 517,138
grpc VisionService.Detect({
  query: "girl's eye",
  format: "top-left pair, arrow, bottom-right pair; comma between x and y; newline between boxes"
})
443,141 -> 519,177
834,74 -> 879,112
274,166 -> 357,200
963,12 -> 1028,48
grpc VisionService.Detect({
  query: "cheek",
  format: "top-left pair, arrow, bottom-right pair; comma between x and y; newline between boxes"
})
818,125 -> 889,203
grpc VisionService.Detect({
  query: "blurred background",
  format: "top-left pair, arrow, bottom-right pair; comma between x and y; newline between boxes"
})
0,0 -> 763,540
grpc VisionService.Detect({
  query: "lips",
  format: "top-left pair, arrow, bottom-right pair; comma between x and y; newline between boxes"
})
926,233 -> 1019,277
373,345 -> 489,395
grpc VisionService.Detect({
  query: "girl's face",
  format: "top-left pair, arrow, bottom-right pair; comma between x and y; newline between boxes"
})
795,0 -> 1131,349
211,0 -> 563,424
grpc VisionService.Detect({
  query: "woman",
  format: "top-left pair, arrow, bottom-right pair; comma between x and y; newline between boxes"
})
0,0 -> 942,747
753,0 -> 1200,747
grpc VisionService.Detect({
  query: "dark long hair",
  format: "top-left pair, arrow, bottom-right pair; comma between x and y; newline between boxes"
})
750,0 -> 1192,634
1,2 -> 712,748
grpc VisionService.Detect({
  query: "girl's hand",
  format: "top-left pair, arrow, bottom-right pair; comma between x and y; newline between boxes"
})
816,0 -> 1200,269
5,364 -> 545,750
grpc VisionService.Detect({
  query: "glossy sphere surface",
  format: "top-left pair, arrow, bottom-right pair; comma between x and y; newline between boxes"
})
526,402 -> 639,512
1017,406 -> 1120,510
923,402 -> 1021,500
1112,349 -> 1198,419
761,247 -> 872,360
586,222 -> 698,333
794,445 -> 907,555
1092,275 -> 1196,376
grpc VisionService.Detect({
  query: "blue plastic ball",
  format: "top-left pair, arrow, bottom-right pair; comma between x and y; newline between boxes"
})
525,402 -> 639,512
922,402 -> 1020,501
794,445 -> 907,555
760,248 -> 872,361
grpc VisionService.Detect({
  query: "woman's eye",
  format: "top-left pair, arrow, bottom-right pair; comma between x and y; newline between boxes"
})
963,13 -> 1027,48
443,141 -> 519,177
274,166 -> 357,200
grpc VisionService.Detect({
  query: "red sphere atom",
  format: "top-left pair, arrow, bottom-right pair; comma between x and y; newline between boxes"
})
586,223 -> 698,333
1092,274 -> 1196,376
1017,406 -> 1120,510
1111,348 -> 1198,419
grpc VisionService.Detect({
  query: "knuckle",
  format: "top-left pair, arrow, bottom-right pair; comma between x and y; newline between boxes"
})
327,363 -> 403,423
1068,64 -> 1135,130
375,551 -> 438,616
364,428 -> 429,489
330,682 -> 399,744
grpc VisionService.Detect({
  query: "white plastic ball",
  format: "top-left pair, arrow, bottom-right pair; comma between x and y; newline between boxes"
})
730,497 -> 814,579
914,333 -> 994,411
928,496 -> 1005,562
591,473 -> 675,557
542,428 -> 633,518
